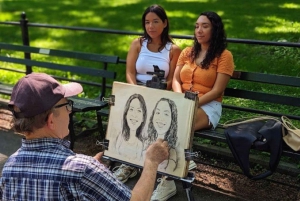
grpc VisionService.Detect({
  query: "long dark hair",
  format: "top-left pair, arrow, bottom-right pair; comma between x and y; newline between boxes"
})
122,94 -> 147,141
191,11 -> 227,69
140,4 -> 174,52
147,98 -> 178,148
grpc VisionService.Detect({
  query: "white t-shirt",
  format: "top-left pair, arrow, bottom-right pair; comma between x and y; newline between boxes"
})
135,40 -> 172,84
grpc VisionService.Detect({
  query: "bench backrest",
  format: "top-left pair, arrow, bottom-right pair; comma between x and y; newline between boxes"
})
0,42 -> 119,99
223,70 -> 300,121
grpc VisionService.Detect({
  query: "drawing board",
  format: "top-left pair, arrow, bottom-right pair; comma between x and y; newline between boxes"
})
104,81 -> 198,178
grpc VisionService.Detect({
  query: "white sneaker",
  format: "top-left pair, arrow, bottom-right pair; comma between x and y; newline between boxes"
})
151,177 -> 177,201
112,164 -> 138,183
188,160 -> 197,170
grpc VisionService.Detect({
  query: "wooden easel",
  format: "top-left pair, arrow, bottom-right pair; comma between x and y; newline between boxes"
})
103,67 -> 196,200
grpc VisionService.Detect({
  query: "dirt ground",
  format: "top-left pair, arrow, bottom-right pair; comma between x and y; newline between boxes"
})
1,106 -> 300,201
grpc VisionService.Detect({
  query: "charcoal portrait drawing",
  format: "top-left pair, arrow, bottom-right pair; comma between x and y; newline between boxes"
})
115,94 -> 147,161
145,98 -> 179,172
104,82 -> 197,178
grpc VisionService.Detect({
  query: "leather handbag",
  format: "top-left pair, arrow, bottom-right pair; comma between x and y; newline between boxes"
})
281,116 -> 300,151
224,118 -> 283,180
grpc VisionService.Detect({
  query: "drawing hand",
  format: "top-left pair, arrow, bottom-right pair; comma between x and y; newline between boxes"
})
145,138 -> 169,166
93,152 -> 111,168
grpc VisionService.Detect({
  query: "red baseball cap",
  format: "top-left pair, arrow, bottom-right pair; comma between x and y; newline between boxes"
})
8,73 -> 83,118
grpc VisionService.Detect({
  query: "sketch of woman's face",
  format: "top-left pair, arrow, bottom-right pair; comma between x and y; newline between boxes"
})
153,100 -> 172,135
126,98 -> 144,131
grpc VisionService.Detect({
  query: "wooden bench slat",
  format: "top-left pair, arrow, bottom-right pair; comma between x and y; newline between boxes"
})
0,56 -> 116,79
0,42 -> 119,63
233,71 -> 300,87
225,88 -> 300,107
222,104 -> 300,121
69,96 -> 108,112
0,83 -> 14,95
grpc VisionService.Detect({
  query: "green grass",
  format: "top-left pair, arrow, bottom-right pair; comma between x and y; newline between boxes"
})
1,0 -> 299,65
0,0 -> 300,115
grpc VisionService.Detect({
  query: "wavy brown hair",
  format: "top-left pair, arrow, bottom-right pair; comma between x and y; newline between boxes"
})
191,11 -> 227,69
122,94 -> 147,142
146,98 -> 178,149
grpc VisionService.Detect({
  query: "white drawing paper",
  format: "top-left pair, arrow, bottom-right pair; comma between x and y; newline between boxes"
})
104,82 -> 197,178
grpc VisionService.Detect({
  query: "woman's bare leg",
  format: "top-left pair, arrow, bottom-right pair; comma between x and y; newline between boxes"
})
193,108 -> 212,131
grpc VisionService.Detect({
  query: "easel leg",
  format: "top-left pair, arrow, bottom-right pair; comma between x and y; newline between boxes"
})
182,180 -> 195,201
96,112 -> 105,140
181,171 -> 195,201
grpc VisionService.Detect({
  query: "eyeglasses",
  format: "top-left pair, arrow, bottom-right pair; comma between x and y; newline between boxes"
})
54,100 -> 73,112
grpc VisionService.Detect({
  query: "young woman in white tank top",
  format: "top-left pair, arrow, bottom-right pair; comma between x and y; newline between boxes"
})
114,4 -> 181,201
126,5 -> 181,90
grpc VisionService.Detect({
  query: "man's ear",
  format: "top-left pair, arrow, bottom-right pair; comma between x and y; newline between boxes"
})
46,112 -> 55,130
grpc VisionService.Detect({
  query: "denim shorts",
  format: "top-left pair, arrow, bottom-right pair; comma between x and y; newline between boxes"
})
200,100 -> 222,129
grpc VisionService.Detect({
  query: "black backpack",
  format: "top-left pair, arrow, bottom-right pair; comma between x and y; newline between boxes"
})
224,119 -> 283,180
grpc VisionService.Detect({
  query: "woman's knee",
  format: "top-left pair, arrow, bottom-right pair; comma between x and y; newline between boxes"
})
194,108 -> 211,130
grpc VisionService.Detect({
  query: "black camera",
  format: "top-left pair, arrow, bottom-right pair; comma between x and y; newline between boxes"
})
146,65 -> 167,90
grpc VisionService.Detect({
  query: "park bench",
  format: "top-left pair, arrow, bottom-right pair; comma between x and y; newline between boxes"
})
0,42 -> 119,149
193,70 -> 300,177
94,59 -> 300,176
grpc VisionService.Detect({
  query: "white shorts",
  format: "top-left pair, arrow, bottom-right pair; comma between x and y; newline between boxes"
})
200,101 -> 222,129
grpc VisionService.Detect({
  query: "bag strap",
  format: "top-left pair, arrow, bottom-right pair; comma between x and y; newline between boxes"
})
281,116 -> 300,137
222,116 -> 280,128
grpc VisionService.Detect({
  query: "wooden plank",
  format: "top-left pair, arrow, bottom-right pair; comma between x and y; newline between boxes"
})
0,83 -> 13,95
0,56 -> 116,79
224,88 -> 300,107
232,71 -> 300,87
0,42 -> 119,63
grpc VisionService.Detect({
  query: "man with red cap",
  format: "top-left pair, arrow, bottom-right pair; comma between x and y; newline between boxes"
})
0,73 -> 169,201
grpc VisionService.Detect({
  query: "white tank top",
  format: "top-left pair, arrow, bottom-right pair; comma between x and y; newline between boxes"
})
136,40 -> 171,84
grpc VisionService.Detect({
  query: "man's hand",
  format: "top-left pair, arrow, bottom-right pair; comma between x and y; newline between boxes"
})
93,152 -> 103,162
145,138 -> 169,166
130,139 -> 169,201
93,152 -> 111,168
